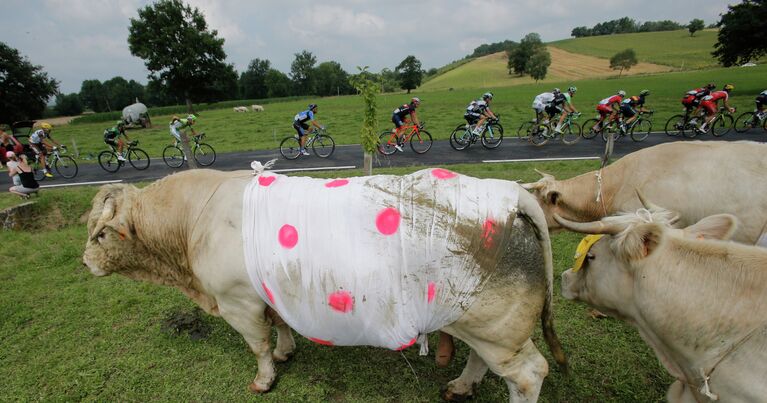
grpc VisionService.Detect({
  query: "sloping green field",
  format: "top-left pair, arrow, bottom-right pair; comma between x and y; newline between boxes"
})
550,29 -> 720,69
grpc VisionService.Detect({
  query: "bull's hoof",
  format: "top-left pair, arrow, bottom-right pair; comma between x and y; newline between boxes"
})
588,309 -> 608,319
272,350 -> 293,363
440,385 -> 473,402
248,381 -> 272,394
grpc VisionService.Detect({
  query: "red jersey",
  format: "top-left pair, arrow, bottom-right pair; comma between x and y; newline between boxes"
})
703,91 -> 728,103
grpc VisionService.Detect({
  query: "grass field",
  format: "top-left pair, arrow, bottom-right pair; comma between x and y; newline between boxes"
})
42,63 -> 767,166
0,160 -> 674,402
550,29 -> 721,70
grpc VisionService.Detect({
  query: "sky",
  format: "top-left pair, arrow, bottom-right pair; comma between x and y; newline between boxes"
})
1,0 -> 731,94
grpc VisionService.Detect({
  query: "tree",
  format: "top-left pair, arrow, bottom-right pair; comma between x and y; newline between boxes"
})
265,69 -> 292,98
128,0 -> 231,114
688,19 -> 705,36
713,0 -> 767,67
290,50 -> 317,96
0,41 -> 59,123
54,93 -> 84,116
508,33 -> 543,75
79,79 -> 109,112
239,58 -> 271,99
145,78 -> 179,107
395,55 -> 423,93
609,48 -> 638,76
348,66 -> 379,176
379,68 -> 398,93
571,26 -> 592,37
314,61 -> 352,96
526,48 -> 551,82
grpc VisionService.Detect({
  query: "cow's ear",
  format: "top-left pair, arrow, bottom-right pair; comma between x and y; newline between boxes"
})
619,223 -> 663,261
684,214 -> 738,241
546,190 -> 560,205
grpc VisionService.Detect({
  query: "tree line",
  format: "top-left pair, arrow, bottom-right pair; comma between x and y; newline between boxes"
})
570,17 -> 686,37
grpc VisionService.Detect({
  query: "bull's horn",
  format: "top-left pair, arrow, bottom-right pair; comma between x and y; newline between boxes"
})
533,168 -> 555,181
635,188 -> 663,212
89,197 -> 116,241
521,182 -> 543,190
553,214 -> 624,235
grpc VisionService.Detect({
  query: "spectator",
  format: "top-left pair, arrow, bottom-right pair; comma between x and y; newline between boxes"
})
6,151 -> 21,187
8,153 -> 39,199
0,127 -> 24,167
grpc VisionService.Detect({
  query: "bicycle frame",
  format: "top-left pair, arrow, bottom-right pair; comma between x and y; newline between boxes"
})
386,124 -> 424,145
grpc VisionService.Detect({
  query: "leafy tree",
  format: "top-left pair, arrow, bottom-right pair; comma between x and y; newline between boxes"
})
239,58 -> 270,99
526,48 -> 551,82
395,55 -> 423,93
425,67 -> 438,77
469,40 -> 517,58
192,63 -> 238,102
609,48 -> 638,76
314,61 -> 352,96
0,41 -> 59,123
265,69 -> 292,98
508,33 -> 543,75
128,0 -> 231,113
713,0 -> 767,67
290,50 -> 317,96
79,79 -> 109,112
348,66 -> 379,176
571,26 -> 592,37
145,78 -> 179,107
54,93 -> 84,116
103,77 -> 145,110
379,68 -> 399,93
688,19 -> 705,36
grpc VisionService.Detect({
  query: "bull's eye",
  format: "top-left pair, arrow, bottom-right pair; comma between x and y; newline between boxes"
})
97,230 -> 106,242
586,252 -> 595,260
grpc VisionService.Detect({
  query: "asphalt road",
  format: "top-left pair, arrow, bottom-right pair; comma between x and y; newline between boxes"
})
32,128 -> 766,188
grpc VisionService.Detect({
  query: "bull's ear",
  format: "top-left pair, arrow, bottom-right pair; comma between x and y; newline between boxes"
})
683,214 -> 738,241
546,190 -> 561,205
619,223 -> 663,261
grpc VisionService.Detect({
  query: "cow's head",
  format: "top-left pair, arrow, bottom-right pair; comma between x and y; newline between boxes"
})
556,207 -> 737,318
522,170 -> 571,230
83,184 -> 139,277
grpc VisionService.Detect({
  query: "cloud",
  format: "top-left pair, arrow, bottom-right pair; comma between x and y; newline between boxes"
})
288,6 -> 385,37
43,0 -> 138,22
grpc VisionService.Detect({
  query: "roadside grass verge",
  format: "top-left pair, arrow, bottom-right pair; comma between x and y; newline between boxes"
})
0,160 -> 670,402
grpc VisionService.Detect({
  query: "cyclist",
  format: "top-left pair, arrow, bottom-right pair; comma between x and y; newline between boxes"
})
391,97 -> 422,152
682,83 -> 715,117
594,90 -> 626,131
755,89 -> 767,119
619,90 -> 651,132
697,84 -> 735,134
170,114 -> 198,143
468,92 -> 497,136
531,90 -> 556,125
553,86 -> 580,133
29,122 -> 64,178
293,104 -> 323,156
103,121 -> 131,161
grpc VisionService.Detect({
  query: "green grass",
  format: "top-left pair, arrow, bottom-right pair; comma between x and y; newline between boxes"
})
550,29 -> 720,70
0,160 -> 671,401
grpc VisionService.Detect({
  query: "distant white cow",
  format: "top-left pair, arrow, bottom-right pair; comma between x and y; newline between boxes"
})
251,105 -> 264,112
233,106 -> 248,113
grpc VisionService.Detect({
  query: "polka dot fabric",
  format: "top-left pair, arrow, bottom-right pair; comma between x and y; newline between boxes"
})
242,169 -> 520,349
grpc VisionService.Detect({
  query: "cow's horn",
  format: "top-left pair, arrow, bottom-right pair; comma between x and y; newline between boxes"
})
533,168 -> 555,181
635,189 -> 663,212
89,197 -> 115,241
553,214 -> 624,235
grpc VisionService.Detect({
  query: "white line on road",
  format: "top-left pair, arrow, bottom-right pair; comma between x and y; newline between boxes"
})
272,165 -> 356,173
40,179 -> 123,188
483,156 -> 600,163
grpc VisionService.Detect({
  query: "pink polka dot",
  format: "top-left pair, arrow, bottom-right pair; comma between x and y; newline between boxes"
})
431,168 -> 457,179
395,337 -> 417,351
328,290 -> 354,313
427,282 -> 436,304
262,282 -> 275,304
376,208 -> 401,235
308,337 -> 334,346
325,179 -> 349,188
482,219 -> 497,249
258,176 -> 276,186
278,224 -> 298,249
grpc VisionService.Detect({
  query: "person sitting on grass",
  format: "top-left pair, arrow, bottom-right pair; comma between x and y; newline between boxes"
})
7,153 -> 39,199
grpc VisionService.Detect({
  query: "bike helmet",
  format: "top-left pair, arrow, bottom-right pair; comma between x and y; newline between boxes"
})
552,88 -> 561,94
411,97 -> 421,104
40,122 -> 53,131
640,89 -> 650,96
482,92 -> 493,100
568,86 -> 577,93
308,103 -> 318,110
617,90 -> 626,97
186,114 -> 197,121
723,84 -> 734,91
116,120 -> 125,127
706,83 -> 716,89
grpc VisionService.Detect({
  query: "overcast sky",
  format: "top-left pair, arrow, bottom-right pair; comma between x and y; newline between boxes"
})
1,0 -> 730,94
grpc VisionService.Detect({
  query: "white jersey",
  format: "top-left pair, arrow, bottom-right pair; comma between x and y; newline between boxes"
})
29,129 -> 47,144
533,93 -> 555,107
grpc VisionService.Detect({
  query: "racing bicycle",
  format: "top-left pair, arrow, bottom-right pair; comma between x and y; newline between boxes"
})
686,107 -> 735,138
378,123 -> 433,155
528,112 -> 582,146
30,145 -> 78,180
98,140 -> 151,173
601,111 -> 653,142
734,110 -> 767,133
279,127 -> 336,160
163,132 -> 216,168
449,116 -> 503,151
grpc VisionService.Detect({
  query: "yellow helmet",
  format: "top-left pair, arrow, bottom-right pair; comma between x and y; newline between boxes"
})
40,122 -> 53,131
723,84 -> 734,91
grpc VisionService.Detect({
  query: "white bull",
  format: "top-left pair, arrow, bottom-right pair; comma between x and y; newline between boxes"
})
82,167 -> 566,401
251,104 -> 264,112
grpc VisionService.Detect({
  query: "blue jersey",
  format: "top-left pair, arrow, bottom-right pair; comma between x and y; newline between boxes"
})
294,110 -> 315,123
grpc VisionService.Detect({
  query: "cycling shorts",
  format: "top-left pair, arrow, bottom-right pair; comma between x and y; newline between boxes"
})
29,142 -> 47,155
104,138 -> 118,147
391,113 -> 406,128
596,104 -> 613,116
293,121 -> 309,137
620,104 -> 637,117
700,100 -> 718,115
532,102 -> 546,114
545,105 -> 561,118
464,113 -> 480,125
756,95 -> 767,109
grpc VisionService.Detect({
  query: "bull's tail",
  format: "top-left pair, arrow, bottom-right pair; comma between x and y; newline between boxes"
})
519,192 -> 569,373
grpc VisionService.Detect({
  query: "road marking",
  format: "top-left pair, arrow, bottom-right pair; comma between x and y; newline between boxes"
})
272,165 -> 356,173
483,156 -> 600,163
40,179 -> 123,188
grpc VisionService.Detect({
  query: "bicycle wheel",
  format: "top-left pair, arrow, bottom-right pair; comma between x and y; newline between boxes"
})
601,122 -> 620,142
98,150 -> 121,173
163,145 -> 185,168
128,148 -> 151,170
378,131 -> 397,155
734,112 -> 757,133
54,155 -> 78,179
630,119 -> 652,142
410,130 -> 433,154
279,136 -> 301,160
32,160 -> 46,181
194,143 -> 216,166
529,124 -> 551,146
449,124 -> 471,151
517,121 -> 533,140
312,134 -> 335,158
581,119 -> 600,139
711,115 -> 733,137
664,114 -> 686,137
481,123 -> 504,149
561,122 -> 581,145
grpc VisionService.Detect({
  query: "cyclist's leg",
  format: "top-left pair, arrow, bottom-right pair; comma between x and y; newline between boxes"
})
700,102 -> 717,129
392,115 -> 405,142
293,123 -> 307,149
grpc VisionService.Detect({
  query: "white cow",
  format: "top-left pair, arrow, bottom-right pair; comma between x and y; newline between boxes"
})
251,104 -> 264,112
82,167 -> 567,402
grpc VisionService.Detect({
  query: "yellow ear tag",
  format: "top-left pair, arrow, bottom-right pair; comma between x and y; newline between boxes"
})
572,234 -> 604,272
